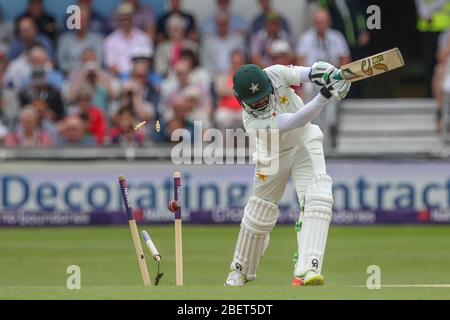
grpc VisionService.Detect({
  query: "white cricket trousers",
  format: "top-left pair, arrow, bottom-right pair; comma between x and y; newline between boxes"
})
253,124 -> 327,206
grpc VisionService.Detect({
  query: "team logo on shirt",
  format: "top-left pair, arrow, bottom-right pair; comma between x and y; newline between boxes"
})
256,172 -> 268,182
249,83 -> 260,94
279,95 -> 289,105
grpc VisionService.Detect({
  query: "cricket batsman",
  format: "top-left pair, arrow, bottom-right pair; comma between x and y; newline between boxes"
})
224,62 -> 351,286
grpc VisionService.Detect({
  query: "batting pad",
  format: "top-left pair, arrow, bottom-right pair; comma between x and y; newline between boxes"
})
294,174 -> 333,277
231,196 -> 279,281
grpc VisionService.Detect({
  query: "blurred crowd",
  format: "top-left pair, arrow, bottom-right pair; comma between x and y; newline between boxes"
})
428,0 -> 450,138
0,0 -> 372,148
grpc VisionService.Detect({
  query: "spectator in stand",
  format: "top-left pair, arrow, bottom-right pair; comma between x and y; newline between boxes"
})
128,58 -> 158,113
67,61 -> 116,117
67,86 -> 107,145
7,16 -> 53,61
129,47 -> 166,141
112,73 -> 154,130
63,0 -> 108,34
157,0 -> 198,42
0,44 -> 7,76
57,6 -> 103,75
296,8 -> 351,67
182,85 -> 205,125
160,59 -> 212,128
213,49 -> 246,132
0,6 -> 14,48
164,105 -> 195,142
66,48 -> 102,81
110,107 -> 145,146
0,47 -> 20,128
319,0 -> 370,60
130,46 -> 162,105
5,44 -> 63,91
250,11 -> 292,68
296,9 -> 350,151
0,118 -> 7,144
0,87 -> 19,131
250,0 -> 291,34
269,39 -> 303,97
5,44 -> 39,89
201,11 -> 245,76
178,50 -> 213,125
19,67 -> 65,121
432,32 -> 450,134
179,48 -> 211,97
437,30 -> 450,62
269,39 -> 294,66
416,0 -> 450,97
154,14 -> 198,77
30,97 -> 59,143
201,0 -> 246,37
110,0 -> 156,41
15,0 -> 58,43
112,61 -> 159,122
103,3 -> 153,77
160,60 -> 194,122
319,0 -> 370,98
3,107 -> 53,147
58,115 -> 96,146
160,86 -> 200,142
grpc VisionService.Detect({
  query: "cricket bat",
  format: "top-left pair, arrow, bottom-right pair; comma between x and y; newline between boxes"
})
339,47 -> 404,82
118,175 -> 151,287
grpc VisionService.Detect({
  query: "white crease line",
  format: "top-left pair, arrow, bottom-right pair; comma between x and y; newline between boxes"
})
349,284 -> 450,288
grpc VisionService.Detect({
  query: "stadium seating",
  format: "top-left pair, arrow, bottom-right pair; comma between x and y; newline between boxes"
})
336,99 -> 449,157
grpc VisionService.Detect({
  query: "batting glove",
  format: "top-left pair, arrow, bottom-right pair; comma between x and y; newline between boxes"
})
309,61 -> 341,88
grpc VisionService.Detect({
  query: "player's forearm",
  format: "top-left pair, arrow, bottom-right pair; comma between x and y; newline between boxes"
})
276,93 -> 329,133
297,66 -> 312,83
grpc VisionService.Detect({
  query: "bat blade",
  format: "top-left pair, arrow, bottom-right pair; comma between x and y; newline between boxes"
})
340,47 -> 404,83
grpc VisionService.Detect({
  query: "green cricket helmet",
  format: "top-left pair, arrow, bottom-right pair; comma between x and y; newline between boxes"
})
233,64 -> 274,116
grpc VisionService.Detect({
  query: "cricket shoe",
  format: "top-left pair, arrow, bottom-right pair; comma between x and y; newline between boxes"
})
292,271 -> 324,286
224,271 -> 248,287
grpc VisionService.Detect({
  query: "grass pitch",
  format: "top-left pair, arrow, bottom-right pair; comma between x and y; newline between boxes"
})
0,225 -> 449,299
